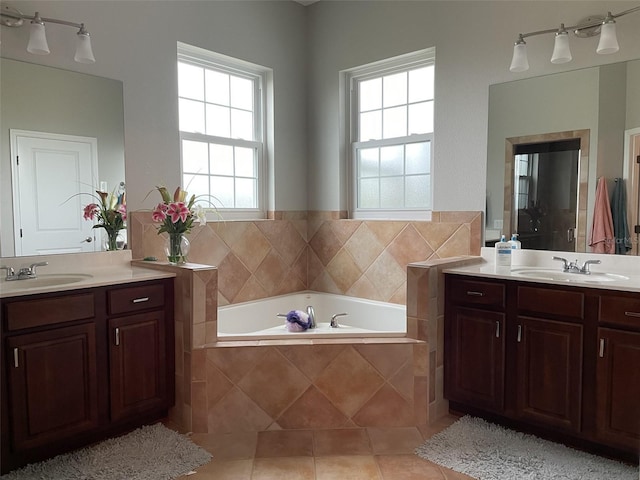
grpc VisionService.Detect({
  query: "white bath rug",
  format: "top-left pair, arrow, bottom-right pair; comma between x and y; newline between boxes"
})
415,415 -> 638,480
1,423 -> 212,480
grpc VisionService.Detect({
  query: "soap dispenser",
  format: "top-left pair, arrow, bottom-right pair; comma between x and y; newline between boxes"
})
509,233 -> 521,250
495,234 -> 511,267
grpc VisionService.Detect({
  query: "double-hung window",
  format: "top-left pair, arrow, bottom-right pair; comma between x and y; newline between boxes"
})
177,43 -> 268,219
346,48 -> 435,219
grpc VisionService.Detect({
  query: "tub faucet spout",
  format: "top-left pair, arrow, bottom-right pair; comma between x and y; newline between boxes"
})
306,305 -> 316,329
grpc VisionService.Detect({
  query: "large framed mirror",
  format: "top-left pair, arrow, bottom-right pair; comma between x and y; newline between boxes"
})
0,58 -> 125,257
486,58 -> 640,253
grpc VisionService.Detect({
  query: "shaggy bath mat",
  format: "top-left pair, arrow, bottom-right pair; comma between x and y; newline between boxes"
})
415,416 -> 638,480
1,423 -> 212,480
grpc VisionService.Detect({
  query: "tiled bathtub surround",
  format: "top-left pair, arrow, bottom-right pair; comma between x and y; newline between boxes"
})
193,339 -> 427,433
129,210 -> 482,306
407,257 -> 488,422
128,210 -> 482,433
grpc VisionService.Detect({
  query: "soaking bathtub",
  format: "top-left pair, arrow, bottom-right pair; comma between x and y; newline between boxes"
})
217,291 -> 406,340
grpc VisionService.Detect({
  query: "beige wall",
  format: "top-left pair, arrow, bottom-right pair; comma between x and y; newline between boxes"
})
2,1 -> 638,222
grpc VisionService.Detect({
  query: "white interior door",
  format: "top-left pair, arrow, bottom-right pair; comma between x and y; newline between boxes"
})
11,130 -> 99,256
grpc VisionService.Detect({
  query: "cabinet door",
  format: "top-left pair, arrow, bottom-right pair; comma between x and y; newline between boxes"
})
445,306 -> 505,412
109,311 -> 167,422
6,323 -> 98,452
596,328 -> 640,451
515,316 -> 583,433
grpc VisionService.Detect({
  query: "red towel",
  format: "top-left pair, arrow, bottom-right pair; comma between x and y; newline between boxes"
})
588,177 -> 614,254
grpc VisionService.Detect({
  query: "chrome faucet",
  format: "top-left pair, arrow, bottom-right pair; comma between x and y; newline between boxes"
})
10,261 -> 49,281
306,305 -> 316,329
552,256 -> 600,275
330,312 -> 348,328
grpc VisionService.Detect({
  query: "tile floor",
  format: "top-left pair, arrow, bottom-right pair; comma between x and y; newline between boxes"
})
174,415 -> 474,479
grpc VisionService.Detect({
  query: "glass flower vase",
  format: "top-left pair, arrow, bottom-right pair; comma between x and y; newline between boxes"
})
165,233 -> 190,264
104,229 -> 122,251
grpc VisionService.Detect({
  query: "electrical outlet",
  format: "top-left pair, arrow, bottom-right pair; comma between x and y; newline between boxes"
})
494,220 -> 503,230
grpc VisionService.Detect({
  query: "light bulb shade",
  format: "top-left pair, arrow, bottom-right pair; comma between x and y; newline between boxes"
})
509,42 -> 529,72
597,22 -> 619,54
75,32 -> 95,63
551,32 -> 572,64
27,22 -> 50,55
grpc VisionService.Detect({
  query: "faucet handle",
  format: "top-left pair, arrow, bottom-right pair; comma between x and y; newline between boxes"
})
29,261 -> 48,273
552,256 -> 568,271
330,312 -> 348,328
580,259 -> 601,274
0,265 -> 15,278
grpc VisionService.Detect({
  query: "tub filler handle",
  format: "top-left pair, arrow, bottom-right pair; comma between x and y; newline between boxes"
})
331,313 -> 348,328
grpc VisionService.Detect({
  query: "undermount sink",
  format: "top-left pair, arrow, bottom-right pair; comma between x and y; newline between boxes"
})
1,273 -> 93,289
510,268 -> 629,284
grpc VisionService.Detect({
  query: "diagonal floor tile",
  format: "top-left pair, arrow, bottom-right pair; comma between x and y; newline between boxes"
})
251,456 -> 315,480
375,454 -> 447,480
314,455 -> 382,480
367,427 -> 424,455
313,429 -> 372,456
256,430 -> 314,458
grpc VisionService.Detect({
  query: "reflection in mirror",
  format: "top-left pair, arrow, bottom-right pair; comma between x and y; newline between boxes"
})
0,58 -> 125,257
504,130 -> 589,252
486,59 -> 640,253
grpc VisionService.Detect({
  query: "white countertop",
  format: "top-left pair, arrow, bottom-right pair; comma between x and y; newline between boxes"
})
0,251 -> 175,299
443,248 -> 640,294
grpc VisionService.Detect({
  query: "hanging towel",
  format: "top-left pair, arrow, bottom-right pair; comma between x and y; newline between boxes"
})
589,177 -> 615,254
611,178 -> 632,255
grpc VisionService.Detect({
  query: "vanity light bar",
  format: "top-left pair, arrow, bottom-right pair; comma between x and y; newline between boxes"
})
509,5 -> 640,73
0,4 -> 95,64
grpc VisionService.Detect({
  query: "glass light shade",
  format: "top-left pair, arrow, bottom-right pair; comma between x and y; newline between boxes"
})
509,42 -> 529,72
596,22 -> 619,54
27,22 -> 50,55
551,32 -> 572,64
75,32 -> 95,63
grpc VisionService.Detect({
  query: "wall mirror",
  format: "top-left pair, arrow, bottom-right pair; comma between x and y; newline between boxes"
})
0,58 -> 125,257
486,58 -> 640,252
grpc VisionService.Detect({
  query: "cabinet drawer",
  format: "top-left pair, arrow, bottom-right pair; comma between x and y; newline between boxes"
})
599,295 -> 640,329
517,286 -> 584,320
108,283 -> 165,315
449,277 -> 505,309
5,293 -> 95,331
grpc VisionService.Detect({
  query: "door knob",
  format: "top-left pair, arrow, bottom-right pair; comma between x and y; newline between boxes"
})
82,236 -> 93,243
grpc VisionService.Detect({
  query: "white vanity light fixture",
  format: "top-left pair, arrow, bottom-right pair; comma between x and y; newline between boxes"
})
596,12 -> 619,55
509,5 -> 639,72
550,24 -> 571,64
0,4 -> 95,64
26,13 -> 49,55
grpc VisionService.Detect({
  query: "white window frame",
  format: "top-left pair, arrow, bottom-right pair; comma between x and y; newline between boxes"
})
343,48 -> 435,220
177,42 -> 270,220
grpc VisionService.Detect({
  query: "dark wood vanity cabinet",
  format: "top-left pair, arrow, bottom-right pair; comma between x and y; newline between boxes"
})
445,278 -> 505,412
514,286 -> 584,433
595,294 -> 640,452
1,278 -> 174,474
6,322 -> 99,452
445,274 -> 639,461
107,283 -> 169,422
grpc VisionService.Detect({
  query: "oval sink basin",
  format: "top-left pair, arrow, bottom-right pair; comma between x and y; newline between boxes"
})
510,268 -> 629,284
2,274 -> 93,289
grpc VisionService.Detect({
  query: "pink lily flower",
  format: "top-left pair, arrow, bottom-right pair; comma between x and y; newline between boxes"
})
83,203 -> 99,220
117,204 -> 127,221
152,203 -> 168,222
167,202 -> 190,224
